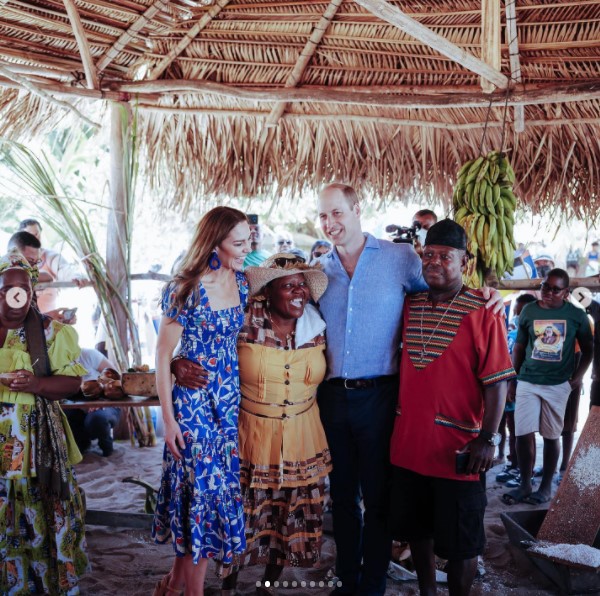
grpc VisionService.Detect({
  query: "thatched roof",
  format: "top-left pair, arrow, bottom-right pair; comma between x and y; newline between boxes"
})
1,0 -> 599,215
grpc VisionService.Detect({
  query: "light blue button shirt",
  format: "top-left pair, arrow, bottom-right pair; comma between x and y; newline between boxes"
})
318,233 -> 427,379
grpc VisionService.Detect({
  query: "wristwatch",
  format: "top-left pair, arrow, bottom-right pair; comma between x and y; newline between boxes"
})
478,429 -> 501,446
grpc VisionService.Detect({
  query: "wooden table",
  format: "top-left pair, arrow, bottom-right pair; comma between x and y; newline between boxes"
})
61,396 -> 159,410
63,395 -> 160,528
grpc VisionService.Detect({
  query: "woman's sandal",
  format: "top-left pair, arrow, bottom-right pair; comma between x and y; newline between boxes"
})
153,574 -> 184,596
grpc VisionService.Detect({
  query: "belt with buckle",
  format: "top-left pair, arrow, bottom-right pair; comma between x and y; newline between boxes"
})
326,375 -> 398,390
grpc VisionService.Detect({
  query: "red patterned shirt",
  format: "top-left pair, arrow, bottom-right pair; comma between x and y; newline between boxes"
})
390,289 -> 516,481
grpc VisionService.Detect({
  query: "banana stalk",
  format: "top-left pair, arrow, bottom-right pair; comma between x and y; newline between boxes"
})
452,151 -> 518,286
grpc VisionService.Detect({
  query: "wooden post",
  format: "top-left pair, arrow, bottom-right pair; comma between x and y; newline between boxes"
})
107,102 -> 129,356
481,0 -> 501,94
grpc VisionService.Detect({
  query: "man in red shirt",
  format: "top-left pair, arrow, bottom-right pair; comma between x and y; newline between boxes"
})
389,219 -> 515,595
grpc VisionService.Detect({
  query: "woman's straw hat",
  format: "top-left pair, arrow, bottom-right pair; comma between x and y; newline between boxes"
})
246,252 -> 328,302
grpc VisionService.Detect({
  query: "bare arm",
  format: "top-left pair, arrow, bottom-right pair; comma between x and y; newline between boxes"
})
156,315 -> 185,460
571,338 -> 593,388
507,342 -> 526,403
9,372 -> 81,400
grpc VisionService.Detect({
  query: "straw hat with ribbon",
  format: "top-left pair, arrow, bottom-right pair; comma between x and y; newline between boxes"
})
245,252 -> 328,302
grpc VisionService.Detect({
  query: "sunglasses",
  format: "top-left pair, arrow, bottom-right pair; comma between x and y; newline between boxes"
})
274,256 -> 305,267
540,282 -> 568,294
277,240 -> 293,245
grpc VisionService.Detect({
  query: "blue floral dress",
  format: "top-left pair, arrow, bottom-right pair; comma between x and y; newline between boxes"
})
153,272 -> 248,565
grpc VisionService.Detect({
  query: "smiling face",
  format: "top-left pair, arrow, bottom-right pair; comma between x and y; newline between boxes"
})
0,268 -> 33,328
216,221 -> 251,272
422,245 -> 467,290
317,187 -> 362,249
265,273 -> 310,321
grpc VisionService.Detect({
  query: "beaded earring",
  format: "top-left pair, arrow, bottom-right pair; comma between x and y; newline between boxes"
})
208,250 -> 221,270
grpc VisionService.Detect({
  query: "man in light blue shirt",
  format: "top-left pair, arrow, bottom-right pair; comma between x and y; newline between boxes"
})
316,183 -> 426,596
316,183 -> 500,595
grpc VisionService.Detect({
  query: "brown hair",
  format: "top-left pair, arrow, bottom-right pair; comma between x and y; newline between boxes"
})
167,206 -> 248,318
320,183 -> 360,208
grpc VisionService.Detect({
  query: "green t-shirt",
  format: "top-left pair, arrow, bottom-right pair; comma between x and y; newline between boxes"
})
516,301 -> 592,385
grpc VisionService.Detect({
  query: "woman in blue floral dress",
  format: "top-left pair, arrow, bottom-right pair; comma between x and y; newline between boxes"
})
152,207 -> 251,596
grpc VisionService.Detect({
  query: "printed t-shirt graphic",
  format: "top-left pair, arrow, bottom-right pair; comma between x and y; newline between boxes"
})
532,320 -> 565,362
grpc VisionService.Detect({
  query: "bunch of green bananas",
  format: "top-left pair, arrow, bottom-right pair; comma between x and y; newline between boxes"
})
453,150 -> 517,287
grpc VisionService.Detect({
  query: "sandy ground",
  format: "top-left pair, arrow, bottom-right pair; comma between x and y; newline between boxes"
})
73,435 -> 569,596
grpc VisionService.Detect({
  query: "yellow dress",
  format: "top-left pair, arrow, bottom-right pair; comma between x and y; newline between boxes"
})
0,320 -> 89,595
237,303 -> 332,568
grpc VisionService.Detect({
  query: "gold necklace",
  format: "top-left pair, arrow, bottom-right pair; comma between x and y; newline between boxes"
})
419,288 -> 462,362
267,311 -> 296,346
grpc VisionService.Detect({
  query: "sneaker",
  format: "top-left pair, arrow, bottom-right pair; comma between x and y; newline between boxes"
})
495,466 -> 519,483
505,475 -> 537,488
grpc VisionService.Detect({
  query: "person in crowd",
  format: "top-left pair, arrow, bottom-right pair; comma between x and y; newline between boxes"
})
586,295 -> 600,408
17,218 -> 84,314
274,230 -> 294,253
315,183 -> 504,595
171,253 -> 332,594
585,241 -> 599,275
64,348 -> 122,457
152,207 -> 250,596
412,209 -> 438,256
503,269 -> 593,505
244,215 -> 271,268
533,254 -> 555,279
565,246 -> 582,277
309,239 -> 333,264
0,249 -> 88,594
289,246 -> 308,262
412,209 -> 437,231
8,231 -> 45,273
389,219 -> 514,596
496,294 -> 537,479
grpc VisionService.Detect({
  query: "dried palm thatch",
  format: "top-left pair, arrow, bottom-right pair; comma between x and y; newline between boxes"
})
0,0 -> 599,218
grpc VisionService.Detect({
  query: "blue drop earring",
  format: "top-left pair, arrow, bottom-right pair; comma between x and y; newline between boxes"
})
209,250 -> 221,270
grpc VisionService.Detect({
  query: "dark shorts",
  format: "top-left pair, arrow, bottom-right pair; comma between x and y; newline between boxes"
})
562,385 -> 581,435
389,466 -> 487,561
591,380 -> 600,408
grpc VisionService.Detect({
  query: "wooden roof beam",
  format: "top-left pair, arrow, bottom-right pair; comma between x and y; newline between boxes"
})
0,65 -> 100,127
97,0 -> 170,73
135,104 -> 600,129
266,0 -> 344,126
0,77 -> 160,102
62,0 -> 99,89
506,0 -> 525,132
481,0 -> 501,94
112,78 -> 600,109
352,0 -> 509,90
147,0 -> 231,81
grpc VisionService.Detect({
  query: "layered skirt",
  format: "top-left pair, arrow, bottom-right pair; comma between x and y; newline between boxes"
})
238,394 -> 332,568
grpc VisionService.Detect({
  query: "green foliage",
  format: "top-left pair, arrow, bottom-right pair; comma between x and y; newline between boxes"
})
0,135 -> 140,369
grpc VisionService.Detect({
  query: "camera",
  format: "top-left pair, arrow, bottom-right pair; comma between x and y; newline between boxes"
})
385,221 -> 421,244
248,214 -> 259,225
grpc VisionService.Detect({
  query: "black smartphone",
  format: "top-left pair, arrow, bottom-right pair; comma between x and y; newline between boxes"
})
248,214 -> 258,225
455,451 -> 471,475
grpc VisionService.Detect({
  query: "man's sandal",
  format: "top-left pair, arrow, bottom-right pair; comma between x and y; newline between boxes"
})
153,574 -> 184,596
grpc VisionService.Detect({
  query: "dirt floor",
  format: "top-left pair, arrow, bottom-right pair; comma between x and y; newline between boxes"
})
74,440 -> 567,595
